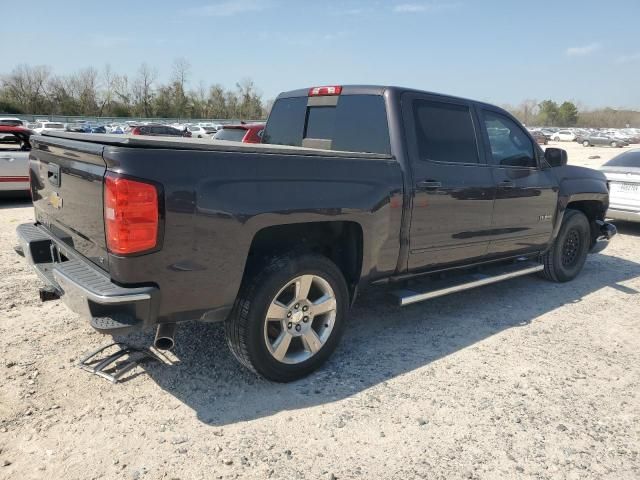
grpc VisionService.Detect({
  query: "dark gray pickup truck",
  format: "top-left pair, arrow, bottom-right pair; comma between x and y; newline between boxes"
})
16,85 -> 616,381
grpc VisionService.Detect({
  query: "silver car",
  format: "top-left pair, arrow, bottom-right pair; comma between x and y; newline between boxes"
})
0,128 -> 31,194
600,149 -> 640,222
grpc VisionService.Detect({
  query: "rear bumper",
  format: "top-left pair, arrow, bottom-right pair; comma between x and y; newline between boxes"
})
607,208 -> 640,223
16,223 -> 160,334
590,220 -> 617,254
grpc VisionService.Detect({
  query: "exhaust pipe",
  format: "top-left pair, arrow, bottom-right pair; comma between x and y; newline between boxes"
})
39,287 -> 60,302
154,323 -> 176,350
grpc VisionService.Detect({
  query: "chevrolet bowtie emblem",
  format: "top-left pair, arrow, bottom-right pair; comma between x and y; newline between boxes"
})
49,191 -> 63,209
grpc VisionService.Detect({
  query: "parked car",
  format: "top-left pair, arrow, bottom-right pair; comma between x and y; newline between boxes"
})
33,122 -> 66,134
531,130 -> 548,145
600,149 -> 640,222
130,124 -> 192,137
0,117 -> 26,127
213,123 -> 265,143
578,132 -> 628,148
16,84 -> 615,382
90,125 -> 107,134
551,130 -> 577,142
0,126 -> 32,194
187,125 -> 218,138
65,122 -> 92,133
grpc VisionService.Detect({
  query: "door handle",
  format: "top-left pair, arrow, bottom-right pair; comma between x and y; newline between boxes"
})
499,180 -> 515,189
417,180 -> 442,190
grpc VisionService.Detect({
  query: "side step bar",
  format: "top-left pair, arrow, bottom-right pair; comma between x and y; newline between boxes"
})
393,261 -> 543,307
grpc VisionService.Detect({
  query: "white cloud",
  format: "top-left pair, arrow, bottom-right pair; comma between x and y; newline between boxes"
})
616,52 -> 640,64
393,2 -> 461,13
566,43 -> 601,56
186,0 -> 270,17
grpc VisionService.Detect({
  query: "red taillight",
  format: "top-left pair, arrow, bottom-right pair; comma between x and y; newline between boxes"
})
131,127 -> 141,135
308,85 -> 342,96
104,173 -> 159,255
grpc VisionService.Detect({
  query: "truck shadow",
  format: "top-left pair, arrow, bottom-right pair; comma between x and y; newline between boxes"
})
611,220 -> 640,237
129,251 -> 639,426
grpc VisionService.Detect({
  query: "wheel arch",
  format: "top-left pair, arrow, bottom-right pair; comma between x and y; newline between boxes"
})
243,221 -> 364,300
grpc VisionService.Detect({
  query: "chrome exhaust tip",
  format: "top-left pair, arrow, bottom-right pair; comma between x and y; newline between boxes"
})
154,323 -> 176,350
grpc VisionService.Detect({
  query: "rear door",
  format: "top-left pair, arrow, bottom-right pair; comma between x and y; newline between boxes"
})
30,136 -> 109,269
477,107 -> 558,255
402,93 -> 496,270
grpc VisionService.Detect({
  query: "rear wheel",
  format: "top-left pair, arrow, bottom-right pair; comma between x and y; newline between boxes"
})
582,140 -> 590,147
540,209 -> 590,282
225,254 -> 348,382
611,141 -> 618,148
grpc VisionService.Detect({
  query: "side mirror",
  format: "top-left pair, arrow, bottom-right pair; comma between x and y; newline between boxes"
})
544,147 -> 568,167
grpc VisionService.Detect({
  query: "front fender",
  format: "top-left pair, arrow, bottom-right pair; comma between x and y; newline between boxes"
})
549,165 -> 609,242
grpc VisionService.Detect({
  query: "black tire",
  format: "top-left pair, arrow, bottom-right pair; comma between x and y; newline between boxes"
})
582,140 -> 590,147
610,141 -> 618,148
540,209 -> 590,282
225,254 -> 349,382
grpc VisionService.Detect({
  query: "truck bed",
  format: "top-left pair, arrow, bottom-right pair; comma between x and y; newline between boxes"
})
39,131 -> 392,159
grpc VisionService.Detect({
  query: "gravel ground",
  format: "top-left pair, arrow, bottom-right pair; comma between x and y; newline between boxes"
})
1,144 -> 639,480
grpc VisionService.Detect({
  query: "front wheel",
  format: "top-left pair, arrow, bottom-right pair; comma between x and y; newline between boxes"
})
225,254 -> 349,382
611,141 -> 618,148
582,140 -> 590,147
540,209 -> 590,282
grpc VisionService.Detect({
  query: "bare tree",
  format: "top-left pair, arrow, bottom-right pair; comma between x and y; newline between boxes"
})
132,63 -> 157,117
1,64 -> 51,113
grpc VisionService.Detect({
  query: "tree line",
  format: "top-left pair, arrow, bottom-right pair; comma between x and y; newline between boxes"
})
0,60 -> 268,120
503,99 -> 640,128
2,62 -> 639,127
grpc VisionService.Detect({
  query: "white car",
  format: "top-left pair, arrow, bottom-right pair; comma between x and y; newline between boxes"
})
0,128 -> 31,194
551,130 -> 577,142
0,117 -> 26,127
32,122 -> 65,134
189,125 -> 219,138
600,149 -> 640,222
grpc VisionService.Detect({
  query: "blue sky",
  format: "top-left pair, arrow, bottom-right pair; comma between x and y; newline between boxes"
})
6,0 -> 640,108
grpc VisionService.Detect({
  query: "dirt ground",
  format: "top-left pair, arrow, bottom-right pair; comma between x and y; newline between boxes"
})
1,143 -> 639,480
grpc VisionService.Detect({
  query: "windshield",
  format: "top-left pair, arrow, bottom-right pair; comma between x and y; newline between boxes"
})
603,151 -> 640,168
214,128 -> 247,142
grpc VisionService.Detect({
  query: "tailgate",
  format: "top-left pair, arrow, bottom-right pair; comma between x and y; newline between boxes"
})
30,135 -> 109,270
607,172 -> 640,212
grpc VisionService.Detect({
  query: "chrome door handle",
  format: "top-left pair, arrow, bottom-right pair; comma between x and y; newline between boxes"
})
417,180 -> 442,190
499,180 -> 515,188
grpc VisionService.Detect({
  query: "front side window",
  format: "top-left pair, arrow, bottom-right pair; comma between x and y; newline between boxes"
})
412,100 -> 479,164
483,110 -> 536,168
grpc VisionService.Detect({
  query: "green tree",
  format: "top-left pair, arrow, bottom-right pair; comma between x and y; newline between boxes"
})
557,101 -> 579,126
538,100 -> 559,126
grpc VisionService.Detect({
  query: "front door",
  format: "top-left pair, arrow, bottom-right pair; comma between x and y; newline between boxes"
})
402,94 -> 496,270
477,107 -> 558,255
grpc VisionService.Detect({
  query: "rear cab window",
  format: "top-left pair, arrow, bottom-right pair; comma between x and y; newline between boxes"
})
263,91 -> 391,155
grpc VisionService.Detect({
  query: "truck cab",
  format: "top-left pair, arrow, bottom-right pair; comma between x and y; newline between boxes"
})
16,85 -> 615,382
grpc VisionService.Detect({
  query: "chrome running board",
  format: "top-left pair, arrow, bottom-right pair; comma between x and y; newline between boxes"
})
393,261 -> 543,307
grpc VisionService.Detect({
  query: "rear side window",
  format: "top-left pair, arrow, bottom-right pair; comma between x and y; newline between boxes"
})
263,94 -> 391,154
482,110 -> 536,168
412,100 -> 479,164
214,128 -> 247,142
262,96 -> 307,146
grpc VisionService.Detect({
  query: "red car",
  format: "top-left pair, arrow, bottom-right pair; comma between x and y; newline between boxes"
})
213,123 -> 265,143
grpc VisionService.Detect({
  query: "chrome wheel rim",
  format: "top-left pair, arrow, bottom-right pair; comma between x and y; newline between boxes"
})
263,274 -> 337,364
